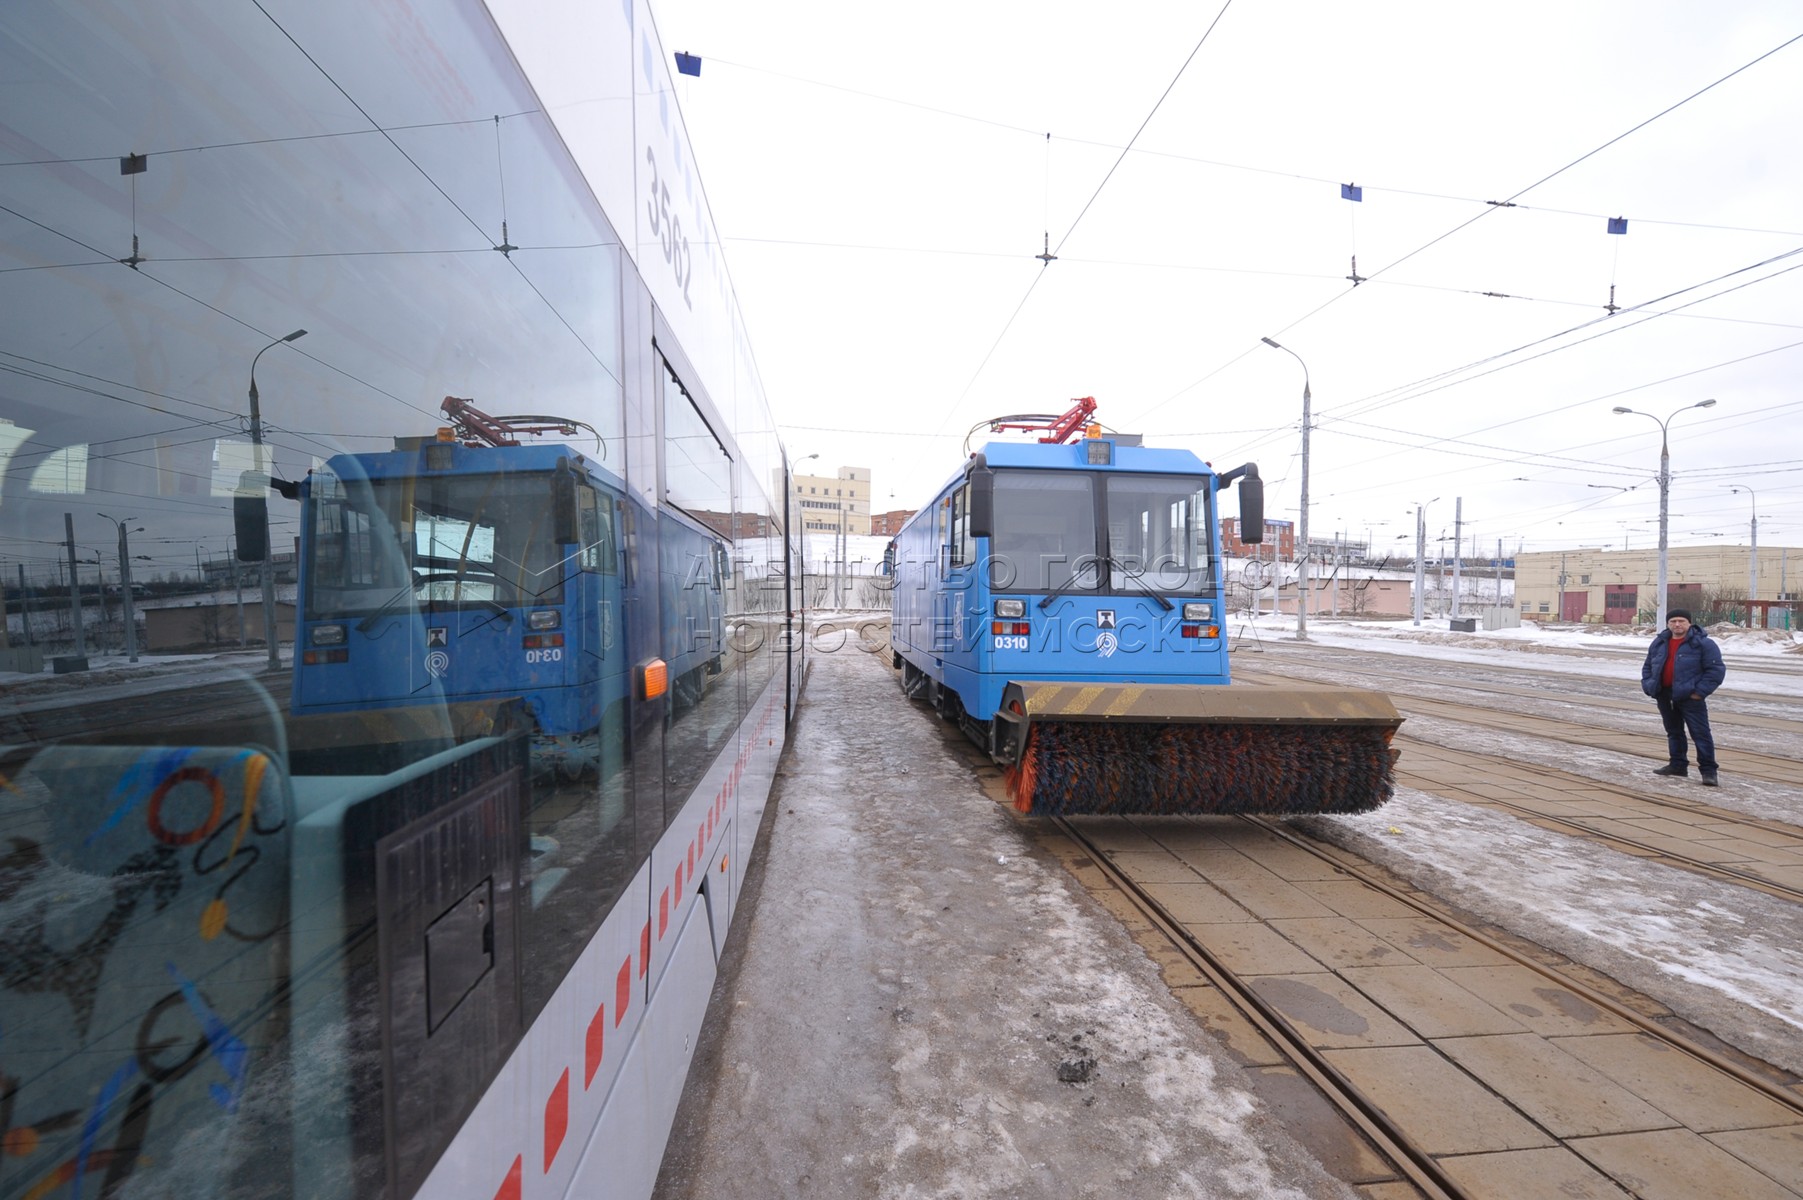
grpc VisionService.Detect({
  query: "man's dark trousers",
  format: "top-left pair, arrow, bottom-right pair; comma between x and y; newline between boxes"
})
1655,688 -> 1716,774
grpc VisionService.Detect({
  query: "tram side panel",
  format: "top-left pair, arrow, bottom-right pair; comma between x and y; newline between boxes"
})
0,2 -> 800,1198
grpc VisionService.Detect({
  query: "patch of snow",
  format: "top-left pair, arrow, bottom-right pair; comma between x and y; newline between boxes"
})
1304,790 -> 1803,1075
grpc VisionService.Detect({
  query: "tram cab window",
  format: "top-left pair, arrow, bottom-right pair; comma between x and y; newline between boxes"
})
950,484 -> 971,567
1104,473 -> 1214,593
988,470 -> 1099,593
578,484 -> 615,572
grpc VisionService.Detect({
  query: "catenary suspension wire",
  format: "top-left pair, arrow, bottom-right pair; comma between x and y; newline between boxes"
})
934,0 -> 1237,433
1129,29 -> 1803,427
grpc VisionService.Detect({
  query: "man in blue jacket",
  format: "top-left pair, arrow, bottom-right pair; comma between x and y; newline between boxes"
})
1640,609 -> 1726,786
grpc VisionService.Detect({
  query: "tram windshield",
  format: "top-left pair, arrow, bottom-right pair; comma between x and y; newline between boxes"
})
1105,473 -> 1215,593
307,469 -> 566,617
988,469 -> 1216,595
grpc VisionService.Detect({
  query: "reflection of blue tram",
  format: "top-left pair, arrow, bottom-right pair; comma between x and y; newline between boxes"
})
292,405 -> 726,776
293,427 -> 623,772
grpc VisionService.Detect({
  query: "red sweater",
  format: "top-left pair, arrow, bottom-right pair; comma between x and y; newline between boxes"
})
1662,633 -> 1684,687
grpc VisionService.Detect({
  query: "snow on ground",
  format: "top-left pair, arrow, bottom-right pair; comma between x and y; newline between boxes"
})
1232,613 -> 1803,698
1400,713 -> 1803,826
1244,614 -> 1803,1076
1301,788 -> 1803,1077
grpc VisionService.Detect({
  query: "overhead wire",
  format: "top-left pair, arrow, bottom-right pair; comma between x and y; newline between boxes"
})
1127,28 -> 1803,427
933,0 -> 1238,433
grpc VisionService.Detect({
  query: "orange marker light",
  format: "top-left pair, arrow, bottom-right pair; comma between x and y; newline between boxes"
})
640,659 -> 669,700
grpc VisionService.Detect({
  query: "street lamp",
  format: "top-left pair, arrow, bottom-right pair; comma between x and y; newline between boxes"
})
793,453 -> 820,574
97,513 -> 145,663
1260,337 -> 1311,640
247,329 -> 306,671
1724,484 -> 1758,620
1612,399 -> 1715,626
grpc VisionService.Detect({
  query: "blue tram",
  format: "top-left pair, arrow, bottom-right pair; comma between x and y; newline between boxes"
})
290,400 -> 727,782
890,405 -> 1401,816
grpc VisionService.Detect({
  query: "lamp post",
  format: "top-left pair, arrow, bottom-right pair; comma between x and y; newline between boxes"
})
1613,399 -> 1715,626
247,329 -> 306,671
1725,484 -> 1758,623
794,452 -> 820,581
1260,337 -> 1311,640
97,513 -> 145,663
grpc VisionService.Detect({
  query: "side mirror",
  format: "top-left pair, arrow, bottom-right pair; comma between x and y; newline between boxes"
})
1217,463 -> 1263,544
967,456 -> 993,538
1238,475 -> 1264,542
234,498 -> 268,560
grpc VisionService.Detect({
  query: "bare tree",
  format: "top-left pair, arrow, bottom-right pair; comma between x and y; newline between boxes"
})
190,604 -> 224,648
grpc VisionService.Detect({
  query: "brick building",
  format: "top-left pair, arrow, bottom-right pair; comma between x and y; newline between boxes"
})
1220,517 -> 1295,560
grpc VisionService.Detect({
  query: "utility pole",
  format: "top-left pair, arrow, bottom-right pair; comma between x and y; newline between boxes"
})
1495,538 -> 1503,614
1260,337 -> 1311,640
1450,499 -> 1464,619
1558,552 -> 1567,622
17,563 -> 32,645
1412,504 -> 1427,627
100,514 -> 141,663
248,328 -> 306,670
63,512 -> 85,657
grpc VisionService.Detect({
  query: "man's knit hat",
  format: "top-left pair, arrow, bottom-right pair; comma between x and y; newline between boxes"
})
1667,608 -> 1694,623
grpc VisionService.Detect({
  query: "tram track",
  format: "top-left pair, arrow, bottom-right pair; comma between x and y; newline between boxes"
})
1049,813 -> 1803,1200
1235,660 -> 1803,899
1239,661 -> 1803,787
1052,816 -> 1464,1200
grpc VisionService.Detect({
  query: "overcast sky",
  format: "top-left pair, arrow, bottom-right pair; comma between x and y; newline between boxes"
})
653,1 -> 1802,566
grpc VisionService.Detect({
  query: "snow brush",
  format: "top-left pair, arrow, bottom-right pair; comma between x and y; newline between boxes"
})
993,681 -> 1402,817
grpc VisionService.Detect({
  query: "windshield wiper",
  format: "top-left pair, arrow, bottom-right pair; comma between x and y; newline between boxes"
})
1036,558 -> 1175,611
356,585 -> 415,634
1107,558 -> 1174,611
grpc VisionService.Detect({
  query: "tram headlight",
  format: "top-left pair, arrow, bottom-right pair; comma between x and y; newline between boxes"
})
994,599 -> 1025,619
527,610 -> 561,631
1181,603 -> 1212,621
311,623 -> 346,646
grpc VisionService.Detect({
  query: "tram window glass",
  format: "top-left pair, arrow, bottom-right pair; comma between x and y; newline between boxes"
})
578,484 -> 615,572
662,365 -> 733,537
307,472 -> 566,616
1103,474 -> 1215,594
988,470 -> 1099,592
660,371 -> 738,814
950,484 -> 970,566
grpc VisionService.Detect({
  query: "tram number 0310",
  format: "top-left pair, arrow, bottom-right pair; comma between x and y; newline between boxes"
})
991,635 -> 1028,651
526,647 -> 564,664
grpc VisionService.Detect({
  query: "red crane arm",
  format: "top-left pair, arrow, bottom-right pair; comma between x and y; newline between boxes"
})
440,395 -> 580,447
986,396 -> 1098,445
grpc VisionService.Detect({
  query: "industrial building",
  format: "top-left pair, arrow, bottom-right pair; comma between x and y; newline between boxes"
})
1515,545 -> 1799,626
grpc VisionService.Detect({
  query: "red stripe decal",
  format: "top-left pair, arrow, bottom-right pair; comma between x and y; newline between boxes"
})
658,887 -> 669,937
687,841 -> 695,877
585,1000 -> 605,1088
495,1155 -> 523,1200
616,957 -> 632,1027
639,924 -> 650,977
543,1069 -> 569,1172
